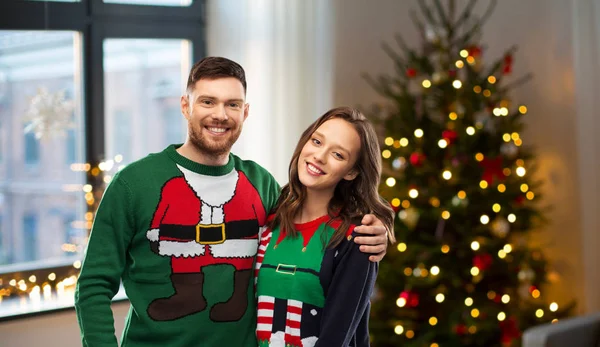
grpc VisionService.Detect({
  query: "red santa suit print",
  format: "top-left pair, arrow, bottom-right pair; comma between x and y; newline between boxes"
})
146,165 -> 267,322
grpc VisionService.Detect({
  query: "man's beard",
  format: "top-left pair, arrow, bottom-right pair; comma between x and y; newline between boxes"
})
188,120 -> 242,157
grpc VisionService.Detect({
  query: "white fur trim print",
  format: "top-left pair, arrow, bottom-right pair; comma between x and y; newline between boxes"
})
210,239 -> 259,258
302,336 -> 318,347
176,164 -> 238,207
268,331 -> 285,347
146,228 -> 159,242
158,240 -> 206,257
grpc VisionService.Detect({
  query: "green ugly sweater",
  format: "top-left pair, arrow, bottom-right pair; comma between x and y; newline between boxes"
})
75,145 -> 280,347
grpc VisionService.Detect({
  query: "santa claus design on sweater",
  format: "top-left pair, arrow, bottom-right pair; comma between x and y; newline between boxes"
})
145,164 -> 267,322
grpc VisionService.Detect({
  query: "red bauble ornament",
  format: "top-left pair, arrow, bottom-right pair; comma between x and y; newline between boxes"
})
442,130 -> 458,144
499,316 -> 521,344
454,324 -> 468,335
515,195 -> 525,205
467,45 -> 482,57
473,253 -> 493,271
480,156 -> 506,184
406,68 -> 417,78
409,152 -> 425,167
503,54 -> 513,75
399,290 -> 420,307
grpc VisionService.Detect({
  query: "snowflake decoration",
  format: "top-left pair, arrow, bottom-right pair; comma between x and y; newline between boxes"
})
23,87 -> 75,140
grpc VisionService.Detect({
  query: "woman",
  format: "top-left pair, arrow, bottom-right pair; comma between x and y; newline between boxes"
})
255,107 -> 395,347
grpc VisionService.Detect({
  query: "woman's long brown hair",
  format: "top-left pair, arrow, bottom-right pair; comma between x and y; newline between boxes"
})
268,107 -> 395,248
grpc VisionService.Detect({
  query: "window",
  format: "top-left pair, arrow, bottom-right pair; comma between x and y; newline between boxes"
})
104,0 -> 191,6
0,0 -> 204,319
66,128 -> 77,164
22,214 -> 38,262
104,39 -> 189,164
23,132 -> 40,165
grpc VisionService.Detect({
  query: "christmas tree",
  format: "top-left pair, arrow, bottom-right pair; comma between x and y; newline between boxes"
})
364,1 -> 574,346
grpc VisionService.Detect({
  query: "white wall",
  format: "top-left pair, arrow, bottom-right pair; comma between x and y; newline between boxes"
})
333,0 -> 598,314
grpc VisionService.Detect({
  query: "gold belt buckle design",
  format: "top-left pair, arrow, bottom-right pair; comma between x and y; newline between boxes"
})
195,223 -> 226,244
275,263 -> 297,275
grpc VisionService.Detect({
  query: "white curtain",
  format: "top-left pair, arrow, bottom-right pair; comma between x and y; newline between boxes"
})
206,0 -> 334,185
572,0 -> 600,313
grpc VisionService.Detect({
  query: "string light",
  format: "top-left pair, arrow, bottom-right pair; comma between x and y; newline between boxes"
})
516,167 -> 526,177
471,267 -> 480,276
400,138 -> 409,147
458,190 -> 467,199
460,49 -> 469,58
431,266 -> 440,276
532,289 -> 541,298
397,243 -> 407,252
406,330 -> 415,338
536,309 -> 544,318
438,139 -> 448,148
441,211 -> 451,219
480,215 -> 490,224
473,85 -> 482,93
502,133 -> 511,142
527,191 -> 535,200
394,325 -> 404,335
442,170 -> 452,180
475,153 -> 484,161
430,197 -> 441,207
467,56 -> 476,65
449,112 -> 458,120
391,198 -> 401,207
465,297 -> 473,306
520,183 -> 529,192
503,244 -> 513,253
498,184 -> 506,193
393,140 -> 401,148
488,76 -> 497,84
483,89 -> 491,97
385,137 -> 394,146
480,180 -> 488,189
453,80 -> 462,89
471,241 -> 480,250
409,189 -> 419,198
508,214 -> 516,223
429,317 -> 438,326
502,294 -> 510,303
397,297 -> 407,307
466,126 -> 475,135
519,105 -> 528,114
550,302 -> 559,312
498,250 -> 507,259
386,177 -> 396,187
471,308 -> 480,318
382,150 -> 391,158
441,245 -> 450,253
422,80 -> 432,88
492,203 -> 501,212
414,129 -> 424,138
498,312 -> 506,321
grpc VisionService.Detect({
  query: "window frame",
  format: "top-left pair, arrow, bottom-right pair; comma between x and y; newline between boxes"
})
0,0 -> 205,321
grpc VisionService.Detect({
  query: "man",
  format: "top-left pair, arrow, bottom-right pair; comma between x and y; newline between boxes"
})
75,57 -> 389,347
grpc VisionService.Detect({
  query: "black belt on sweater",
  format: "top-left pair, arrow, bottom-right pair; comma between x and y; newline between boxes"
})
159,219 -> 259,244
260,263 -> 320,277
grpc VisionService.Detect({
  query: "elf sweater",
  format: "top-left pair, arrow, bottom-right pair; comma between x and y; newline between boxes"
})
255,215 -> 377,347
75,144 -> 280,347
